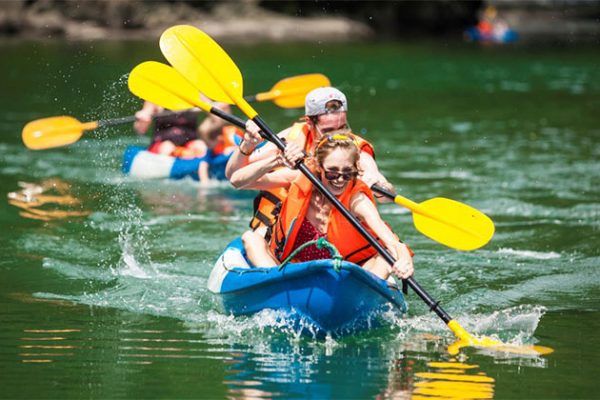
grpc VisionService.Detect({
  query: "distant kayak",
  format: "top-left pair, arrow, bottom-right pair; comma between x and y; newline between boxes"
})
122,146 -> 231,181
464,26 -> 518,44
208,238 -> 407,335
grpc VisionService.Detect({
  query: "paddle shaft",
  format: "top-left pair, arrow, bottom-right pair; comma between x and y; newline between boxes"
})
96,110 -> 183,129
251,116 -> 452,322
371,184 -> 405,204
95,108 -> 244,130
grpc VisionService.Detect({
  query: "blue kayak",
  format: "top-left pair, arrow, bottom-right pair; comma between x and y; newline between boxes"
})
464,26 -> 518,43
122,146 -> 232,181
208,238 -> 407,335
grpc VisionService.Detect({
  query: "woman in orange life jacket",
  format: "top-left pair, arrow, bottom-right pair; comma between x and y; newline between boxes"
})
226,87 -> 394,237
231,131 -> 414,281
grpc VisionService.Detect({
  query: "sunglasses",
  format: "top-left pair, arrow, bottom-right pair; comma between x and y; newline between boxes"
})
322,168 -> 358,181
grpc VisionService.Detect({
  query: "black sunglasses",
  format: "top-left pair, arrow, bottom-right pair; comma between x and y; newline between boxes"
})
323,169 -> 358,181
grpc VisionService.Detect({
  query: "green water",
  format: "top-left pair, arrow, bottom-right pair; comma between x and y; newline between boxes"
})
1,38 -> 599,399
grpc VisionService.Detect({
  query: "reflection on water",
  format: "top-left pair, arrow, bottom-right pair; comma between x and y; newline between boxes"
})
19,329 -> 81,363
413,361 -> 495,399
7,178 -> 90,221
376,356 -> 416,399
17,325 -> 235,365
134,180 -> 253,217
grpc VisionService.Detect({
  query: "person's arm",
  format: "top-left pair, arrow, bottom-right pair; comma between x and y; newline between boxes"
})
198,104 -> 230,143
350,192 -> 414,279
198,161 -> 210,184
230,141 -> 304,190
225,122 -> 292,179
358,152 -> 394,203
231,155 -> 299,191
134,101 -> 162,135
230,154 -> 281,189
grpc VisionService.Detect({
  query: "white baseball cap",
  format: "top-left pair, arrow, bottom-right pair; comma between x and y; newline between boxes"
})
305,87 -> 348,116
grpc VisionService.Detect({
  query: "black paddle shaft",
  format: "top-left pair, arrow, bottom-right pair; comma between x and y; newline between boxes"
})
97,110 -> 185,128
371,184 -> 397,199
210,107 -> 247,128
98,115 -> 137,128
97,107 -> 247,130
252,115 -> 453,324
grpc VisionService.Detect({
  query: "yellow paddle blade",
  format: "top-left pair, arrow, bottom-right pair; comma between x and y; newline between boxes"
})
22,116 -> 95,150
447,320 -> 554,356
256,73 -> 331,108
394,194 -> 494,251
160,25 -> 244,108
128,61 -> 200,111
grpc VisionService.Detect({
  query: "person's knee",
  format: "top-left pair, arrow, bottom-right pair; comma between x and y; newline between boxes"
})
362,255 -> 389,280
242,230 -> 264,248
241,230 -> 253,246
157,141 -> 176,155
189,140 -> 207,157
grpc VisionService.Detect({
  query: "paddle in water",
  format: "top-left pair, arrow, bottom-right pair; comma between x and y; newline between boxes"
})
159,24 -> 553,357
22,73 -> 327,150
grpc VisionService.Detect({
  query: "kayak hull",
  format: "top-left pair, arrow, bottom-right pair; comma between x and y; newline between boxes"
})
208,238 -> 407,334
122,146 -> 231,181
464,26 -> 518,43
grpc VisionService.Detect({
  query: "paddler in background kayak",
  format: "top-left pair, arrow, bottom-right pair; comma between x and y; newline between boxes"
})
134,101 -> 242,182
134,100 -> 207,158
226,87 -> 393,237
230,131 -> 414,281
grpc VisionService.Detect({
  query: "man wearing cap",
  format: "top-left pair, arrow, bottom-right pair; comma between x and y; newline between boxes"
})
226,86 -> 393,237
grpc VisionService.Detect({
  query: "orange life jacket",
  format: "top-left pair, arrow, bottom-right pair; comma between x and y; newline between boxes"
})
169,125 -> 242,159
249,122 -> 375,232
213,125 -> 243,156
269,174 -> 383,265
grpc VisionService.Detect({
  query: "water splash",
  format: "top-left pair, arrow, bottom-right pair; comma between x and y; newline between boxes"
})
498,248 -> 561,260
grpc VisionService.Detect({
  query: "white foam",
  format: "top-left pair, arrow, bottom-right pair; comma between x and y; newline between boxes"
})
498,248 -> 561,260
120,251 -> 150,279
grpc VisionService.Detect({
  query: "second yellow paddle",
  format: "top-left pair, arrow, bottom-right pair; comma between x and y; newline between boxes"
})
22,72 -> 328,150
